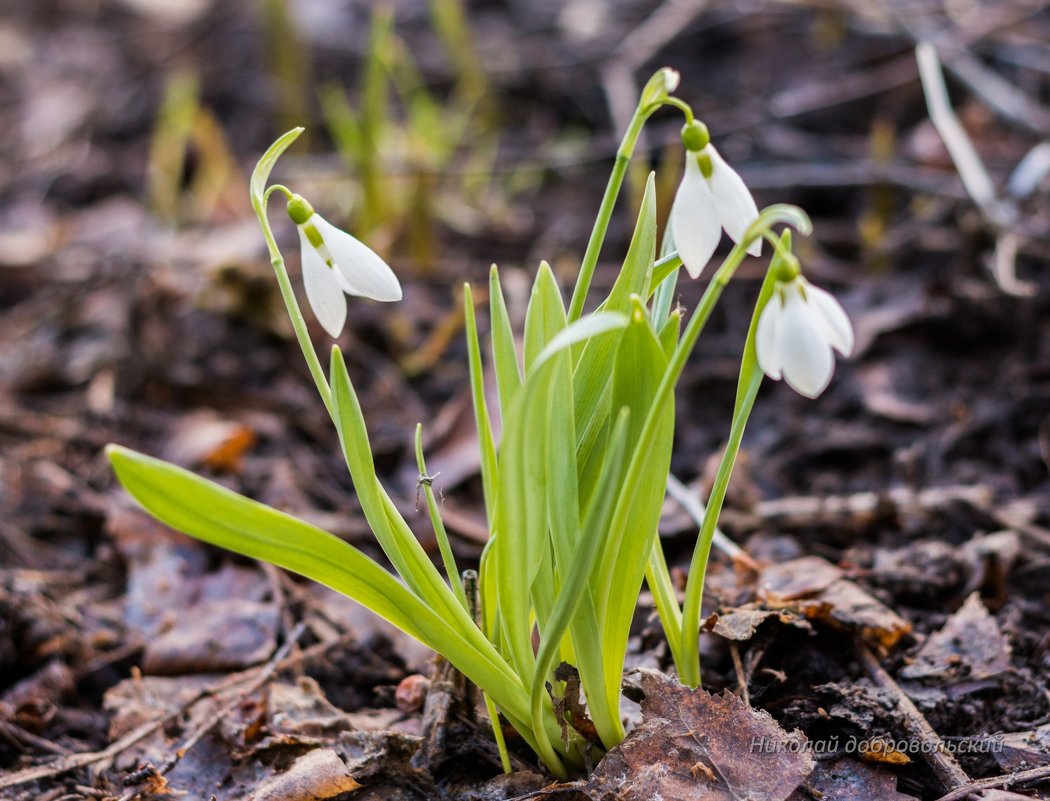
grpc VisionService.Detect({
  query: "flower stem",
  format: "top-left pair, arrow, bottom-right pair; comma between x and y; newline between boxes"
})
567,103 -> 655,323
254,190 -> 335,419
674,370 -> 761,688
675,263 -> 780,688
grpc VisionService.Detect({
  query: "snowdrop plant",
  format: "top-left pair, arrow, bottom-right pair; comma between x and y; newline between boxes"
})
106,69 -> 852,777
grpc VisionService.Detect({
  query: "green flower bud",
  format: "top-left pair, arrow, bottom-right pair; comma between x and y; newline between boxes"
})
286,194 -> 315,225
773,252 -> 801,283
681,120 -> 710,152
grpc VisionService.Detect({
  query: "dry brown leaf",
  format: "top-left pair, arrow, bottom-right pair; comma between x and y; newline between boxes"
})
251,748 -> 361,801
164,410 -> 256,473
576,670 -> 813,801
704,604 -> 812,642
900,593 -> 1010,682
995,724 -> 1050,772
759,557 -> 911,648
795,756 -> 917,800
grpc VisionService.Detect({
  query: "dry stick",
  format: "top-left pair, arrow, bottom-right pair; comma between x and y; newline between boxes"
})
857,643 -> 970,794
0,623 -> 322,791
728,643 -> 750,706
933,763 -> 1050,801
0,718 -> 72,757
718,483 -> 994,532
110,624 -> 307,801
915,42 -> 1034,298
162,621 -> 306,770
600,0 -> 711,133
665,474 -> 759,571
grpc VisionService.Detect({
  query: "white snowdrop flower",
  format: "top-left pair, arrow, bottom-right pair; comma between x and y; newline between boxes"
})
756,276 -> 854,399
287,194 -> 402,337
670,122 -> 761,279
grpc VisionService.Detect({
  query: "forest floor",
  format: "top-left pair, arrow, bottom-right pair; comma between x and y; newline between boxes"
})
1,1 -> 1049,799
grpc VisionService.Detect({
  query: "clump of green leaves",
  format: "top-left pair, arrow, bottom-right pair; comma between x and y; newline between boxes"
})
108,69 -> 845,777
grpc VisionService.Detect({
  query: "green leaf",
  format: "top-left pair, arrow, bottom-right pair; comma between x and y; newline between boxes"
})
493,312 -> 627,684
657,308 -> 682,358
105,445 -> 531,723
572,175 -> 657,510
464,284 -> 500,527
488,264 -> 522,423
329,346 -> 465,627
523,261 -> 567,373
603,172 -> 658,313
415,423 -> 468,610
593,296 -> 675,711
249,127 -> 304,208
530,408 -> 630,762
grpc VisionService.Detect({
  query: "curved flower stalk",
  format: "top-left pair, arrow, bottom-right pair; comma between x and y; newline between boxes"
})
756,274 -> 854,398
287,194 -> 402,337
669,121 -> 761,278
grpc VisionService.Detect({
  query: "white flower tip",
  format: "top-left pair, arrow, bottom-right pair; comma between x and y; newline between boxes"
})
663,68 -> 681,93
786,369 -> 832,399
315,216 -> 403,304
807,283 -> 854,358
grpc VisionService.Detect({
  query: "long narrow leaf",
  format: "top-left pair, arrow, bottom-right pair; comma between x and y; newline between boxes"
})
105,445 -> 531,722
488,265 -> 521,423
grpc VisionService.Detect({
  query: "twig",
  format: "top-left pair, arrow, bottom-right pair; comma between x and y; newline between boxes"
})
916,43 -> 1002,221
718,482 -> 994,531
857,643 -> 970,793
933,762 -> 1050,801
728,642 -> 750,706
601,0 -> 711,133
111,624 -> 308,801
665,474 -> 759,570
0,718 -> 71,757
915,42 -> 1034,297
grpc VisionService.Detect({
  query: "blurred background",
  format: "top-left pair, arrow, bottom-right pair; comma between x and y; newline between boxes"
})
1,0 -> 1050,794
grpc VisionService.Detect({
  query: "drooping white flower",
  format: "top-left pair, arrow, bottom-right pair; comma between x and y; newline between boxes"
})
670,138 -> 761,279
755,277 -> 854,399
288,195 -> 401,337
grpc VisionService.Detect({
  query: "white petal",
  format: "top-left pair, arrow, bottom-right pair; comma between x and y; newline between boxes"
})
670,157 -> 722,279
706,145 -> 761,257
299,228 -> 348,337
778,286 -> 834,398
313,216 -> 402,302
755,295 -> 782,380
805,282 -> 854,357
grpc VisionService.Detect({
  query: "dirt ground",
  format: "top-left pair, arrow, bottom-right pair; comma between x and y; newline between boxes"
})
2,1 -> 1049,800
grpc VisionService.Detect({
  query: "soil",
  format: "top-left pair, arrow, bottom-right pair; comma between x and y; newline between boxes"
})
2,1 -> 1049,800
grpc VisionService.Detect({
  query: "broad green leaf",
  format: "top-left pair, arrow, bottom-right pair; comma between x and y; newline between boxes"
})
523,261 -> 567,373
594,296 -> 675,712
573,175 -> 657,509
329,347 -> 466,627
530,409 -> 629,761
493,312 -> 627,683
603,172 -> 658,313
105,445 -> 531,724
